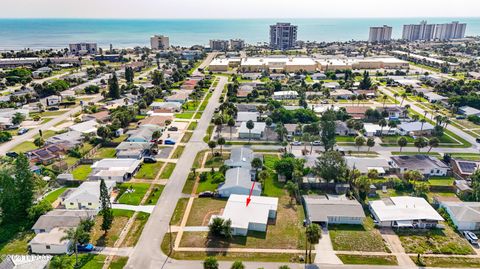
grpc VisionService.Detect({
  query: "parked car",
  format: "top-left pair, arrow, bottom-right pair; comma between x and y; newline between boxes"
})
291,141 -> 302,146
168,126 -> 178,131
456,115 -> 466,120
6,152 -> 18,158
312,141 -> 322,146
164,139 -> 176,145
47,106 -> 60,111
17,128 -> 28,135
143,157 -> 157,163
476,137 -> 480,143
463,231 -> 478,245
199,191 -> 215,198
77,243 -> 95,252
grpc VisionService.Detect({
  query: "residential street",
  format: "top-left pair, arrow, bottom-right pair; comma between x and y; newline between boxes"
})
125,58 -> 225,268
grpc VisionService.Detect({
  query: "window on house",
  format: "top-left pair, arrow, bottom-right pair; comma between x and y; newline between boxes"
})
46,245 -> 51,249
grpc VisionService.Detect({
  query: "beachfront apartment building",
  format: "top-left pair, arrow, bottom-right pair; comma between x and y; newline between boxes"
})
150,35 -> 170,50
402,21 -> 466,41
69,43 -> 97,55
269,23 -> 297,50
209,39 -> 229,51
368,25 -> 392,42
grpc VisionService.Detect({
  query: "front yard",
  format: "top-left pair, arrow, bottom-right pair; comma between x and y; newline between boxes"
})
71,164 -> 92,181
337,254 -> 398,265
159,163 -> 176,179
117,183 -> 150,205
90,209 -> 134,247
186,198 -> 227,226
329,218 -> 389,252
396,225 -> 475,255
120,212 -> 150,247
135,162 -> 164,179
411,256 -> 480,268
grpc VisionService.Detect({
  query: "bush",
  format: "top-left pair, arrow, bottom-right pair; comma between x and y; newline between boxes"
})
28,200 -> 53,223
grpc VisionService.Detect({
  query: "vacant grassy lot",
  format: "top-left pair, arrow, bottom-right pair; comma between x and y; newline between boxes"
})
135,162 -> 164,179
90,210 -> 134,247
121,212 -> 150,247
171,145 -> 185,159
329,218 -> 388,252
160,163 -> 176,179
181,195 -> 306,249
396,226 -> 474,254
186,198 -> 227,226
411,256 -> 480,268
72,164 -> 92,180
92,147 -> 116,159
117,183 -> 150,205
338,254 -> 398,265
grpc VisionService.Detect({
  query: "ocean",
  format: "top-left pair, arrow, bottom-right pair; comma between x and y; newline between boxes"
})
1,18 -> 480,50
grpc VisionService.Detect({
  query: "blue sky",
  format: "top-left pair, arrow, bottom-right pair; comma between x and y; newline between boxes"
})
1,0 -> 479,18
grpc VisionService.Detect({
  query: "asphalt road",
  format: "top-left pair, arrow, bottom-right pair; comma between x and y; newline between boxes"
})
125,57 -> 224,269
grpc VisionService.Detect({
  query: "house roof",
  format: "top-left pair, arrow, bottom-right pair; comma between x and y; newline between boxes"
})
390,155 -> 448,172
139,115 -> 173,127
345,157 -> 391,173
116,142 -> 152,151
91,159 -> 141,174
441,202 -> 480,222
68,120 -> 98,134
238,121 -> 266,135
398,121 -> 435,132
459,106 -> 480,116
369,196 -> 443,222
303,195 -> 365,222
211,194 -> 278,230
0,255 -> 52,269
63,180 -> 115,204
29,228 -> 68,245
224,147 -> 254,168
219,168 -> 260,193
452,159 -> 480,175
47,131 -> 83,147
32,210 -> 97,231
236,112 -> 259,122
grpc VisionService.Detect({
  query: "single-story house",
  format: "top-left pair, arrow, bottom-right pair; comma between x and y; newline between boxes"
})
27,143 -> 70,164
440,202 -> 480,231
323,82 -> 340,90
390,155 -> 449,177
224,147 -> 254,169
46,131 -> 83,148
139,115 -> 173,128
424,92 -> 448,103
331,89 -> 354,99
363,123 -> 398,137
451,159 -> 480,180
45,95 -> 62,107
454,179 -> 473,196
237,85 -> 254,97
345,156 -> 391,175
90,158 -> 142,182
32,67 -> 52,78
397,121 -> 435,136
0,255 -> 52,269
345,106 -> 370,120
310,73 -> 327,80
238,121 -> 266,139
210,194 -> 278,236
29,228 -> 71,254
32,209 -> 97,234
236,104 -> 258,112
218,167 -> 261,198
127,125 -> 162,143
272,91 -> 298,100
236,112 -> 259,122
81,111 -> 110,123
378,106 -> 406,119
369,196 -> 443,228
335,121 -> 356,136
165,91 -> 189,103
149,102 -> 182,113
62,180 -> 115,210
68,120 -> 98,134
458,106 -> 480,117
115,141 -> 152,159
303,195 -> 365,226
284,124 -> 302,136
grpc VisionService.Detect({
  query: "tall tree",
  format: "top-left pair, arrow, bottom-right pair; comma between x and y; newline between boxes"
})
125,66 -> 134,83
246,120 -> 254,142
428,137 -> 440,153
217,137 -> 226,154
208,140 -> 217,156
315,151 -> 348,183
366,137 -> 375,152
320,109 -> 336,151
414,136 -> 428,152
99,179 -> 113,233
15,154 -> 34,219
227,118 -> 235,140
251,158 -> 263,174
355,136 -> 366,152
61,226 -> 89,267
0,171 -> 17,222
397,136 -> 408,152
359,71 -> 372,90
108,73 -> 120,99
306,223 -> 321,263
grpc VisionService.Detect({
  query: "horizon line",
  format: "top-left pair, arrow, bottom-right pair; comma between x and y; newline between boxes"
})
0,16 -> 479,20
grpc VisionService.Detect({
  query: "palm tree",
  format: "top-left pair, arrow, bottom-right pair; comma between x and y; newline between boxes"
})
387,120 -> 397,135
382,94 -> 388,107
355,136 -> 366,152
420,118 -> 427,132
378,119 -> 387,136
246,120 -> 254,143
306,223 -> 321,264
397,136 -> 408,152
217,137 -> 225,155
227,118 -> 235,140
61,227 -> 88,267
265,117 -> 273,142
302,133 -> 311,152
400,93 -> 407,106
366,137 -> 375,152
275,123 -> 287,142
208,140 -> 217,156
428,137 -> 440,153
393,92 -> 399,102
50,255 -> 73,269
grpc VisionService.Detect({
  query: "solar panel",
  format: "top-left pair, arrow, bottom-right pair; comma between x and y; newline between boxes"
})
458,161 -> 478,173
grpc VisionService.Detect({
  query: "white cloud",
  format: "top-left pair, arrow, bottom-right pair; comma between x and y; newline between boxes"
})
1,0 -> 479,18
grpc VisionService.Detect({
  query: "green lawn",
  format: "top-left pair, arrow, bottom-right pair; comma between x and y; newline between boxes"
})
199,93 -> 212,111
396,225 -> 474,254
196,172 -> 224,193
449,153 -> 480,161
262,154 -> 284,197
391,151 -> 442,158
411,256 -> 480,268
33,130 -> 56,140
121,212 -> 150,247
43,187 -> 68,204
336,136 -> 355,142
337,254 -> 398,265
0,224 -> 34,256
56,254 -> 106,269
160,163 -> 176,179
380,136 -> 415,144
194,112 -> 203,119
111,134 -> 128,143
144,185 -> 164,205
171,146 -> 185,159
329,218 -> 388,252
135,162 -> 164,179
203,125 -> 214,143
171,198 -> 189,226
117,183 -> 150,205
92,147 -> 116,159
182,172 -> 196,194
175,112 -> 195,119
428,176 -> 455,187
110,256 -> 129,269
187,122 -> 197,131
71,165 -> 92,180
204,153 -> 230,168
11,141 -> 37,153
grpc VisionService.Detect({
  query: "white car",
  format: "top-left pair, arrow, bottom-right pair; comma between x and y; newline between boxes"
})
291,141 -> 302,146
312,141 -> 322,146
463,231 -> 478,245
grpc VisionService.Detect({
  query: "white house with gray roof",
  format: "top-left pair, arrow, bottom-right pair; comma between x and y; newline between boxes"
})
440,202 -> 480,231
224,147 -> 254,169
90,158 -> 141,182
390,155 -> 449,176
238,121 -> 266,139
115,141 -> 152,159
303,195 -> 365,225
62,180 -> 115,210
218,167 -> 261,198
127,124 -> 162,143
32,209 -> 96,234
